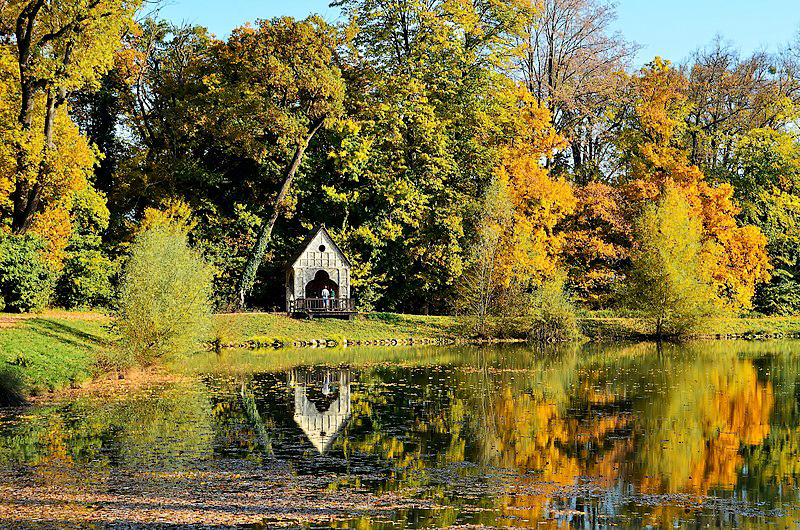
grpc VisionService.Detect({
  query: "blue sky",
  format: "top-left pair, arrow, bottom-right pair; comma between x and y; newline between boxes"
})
158,0 -> 800,64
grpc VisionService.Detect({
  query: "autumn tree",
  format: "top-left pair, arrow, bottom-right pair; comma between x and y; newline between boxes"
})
317,0 -> 541,312
1,0 -> 140,234
459,177 -> 513,335
459,91 -> 575,330
626,185 -> 717,339
491,94 -> 576,288
0,45 -> 104,268
201,16 -> 345,309
684,40 -> 800,173
515,0 -> 637,181
729,129 -> 800,313
561,181 -> 631,307
620,58 -> 770,310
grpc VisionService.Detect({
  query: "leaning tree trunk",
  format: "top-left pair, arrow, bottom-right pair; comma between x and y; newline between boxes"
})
232,118 -> 325,310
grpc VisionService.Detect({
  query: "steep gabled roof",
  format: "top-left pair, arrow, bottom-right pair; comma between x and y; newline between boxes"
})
287,224 -> 351,269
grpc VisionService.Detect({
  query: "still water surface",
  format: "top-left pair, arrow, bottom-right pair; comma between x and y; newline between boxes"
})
1,341 -> 800,528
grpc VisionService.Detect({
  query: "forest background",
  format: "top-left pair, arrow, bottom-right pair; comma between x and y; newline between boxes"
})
1,0 -> 800,324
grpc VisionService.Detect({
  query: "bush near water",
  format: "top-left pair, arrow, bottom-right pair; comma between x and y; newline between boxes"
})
116,225 -> 214,365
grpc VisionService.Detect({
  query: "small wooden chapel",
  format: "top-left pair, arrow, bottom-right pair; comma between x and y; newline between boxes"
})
285,225 -> 356,318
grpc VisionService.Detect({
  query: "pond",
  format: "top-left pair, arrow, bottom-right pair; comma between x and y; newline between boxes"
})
1,341 -> 799,528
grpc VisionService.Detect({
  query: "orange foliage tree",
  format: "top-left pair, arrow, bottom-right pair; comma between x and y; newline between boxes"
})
561,181 -> 632,307
619,58 -> 770,310
490,91 -> 576,288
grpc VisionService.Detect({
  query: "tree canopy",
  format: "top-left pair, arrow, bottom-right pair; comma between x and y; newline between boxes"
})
1,1 -> 799,317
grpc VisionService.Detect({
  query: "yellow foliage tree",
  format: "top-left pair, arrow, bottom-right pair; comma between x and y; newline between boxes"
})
0,47 -> 99,267
491,91 -> 576,287
1,0 -> 139,235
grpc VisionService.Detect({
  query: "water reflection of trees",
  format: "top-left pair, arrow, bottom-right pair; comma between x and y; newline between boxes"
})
320,342 -> 788,526
467,343 -> 779,525
2,341 -> 800,528
0,380 -> 215,482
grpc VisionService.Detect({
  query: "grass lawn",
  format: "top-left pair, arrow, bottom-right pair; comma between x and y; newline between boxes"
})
4,309 -> 800,403
579,315 -> 800,340
0,311 -> 464,400
0,312 -> 114,398
211,311 -> 466,345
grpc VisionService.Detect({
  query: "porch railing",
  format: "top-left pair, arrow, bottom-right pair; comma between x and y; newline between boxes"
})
292,298 -> 356,312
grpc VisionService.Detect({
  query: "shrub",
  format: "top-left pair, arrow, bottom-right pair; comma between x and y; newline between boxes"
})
210,314 -> 243,350
529,277 -> 581,343
116,225 -> 214,365
0,234 -> 55,312
94,348 -> 134,375
55,248 -> 116,309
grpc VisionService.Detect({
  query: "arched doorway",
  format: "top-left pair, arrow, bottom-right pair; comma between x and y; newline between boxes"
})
305,270 -> 339,298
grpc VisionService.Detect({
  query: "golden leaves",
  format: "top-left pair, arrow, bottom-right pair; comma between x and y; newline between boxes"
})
490,96 -> 576,287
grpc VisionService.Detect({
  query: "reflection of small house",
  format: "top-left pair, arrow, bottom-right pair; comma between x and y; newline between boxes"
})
288,368 -> 352,454
286,225 -> 356,318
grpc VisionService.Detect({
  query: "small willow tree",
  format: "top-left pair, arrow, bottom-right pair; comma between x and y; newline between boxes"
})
117,224 -> 213,365
626,185 -> 718,339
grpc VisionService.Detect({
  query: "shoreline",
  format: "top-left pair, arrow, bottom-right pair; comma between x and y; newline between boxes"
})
4,310 -> 800,403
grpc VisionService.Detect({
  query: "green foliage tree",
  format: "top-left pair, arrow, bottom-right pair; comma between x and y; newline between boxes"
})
626,186 -> 717,339
726,129 -> 800,314
55,249 -> 115,309
0,233 -> 54,312
116,224 -> 213,365
114,21 -> 213,211
459,178 -> 513,336
54,187 -> 115,309
203,16 -> 345,309
305,0 -> 534,313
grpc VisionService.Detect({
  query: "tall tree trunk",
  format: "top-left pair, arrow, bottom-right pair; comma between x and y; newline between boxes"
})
11,36 -> 72,234
10,1 -> 45,234
10,80 -> 39,233
11,87 -> 64,234
233,118 -> 325,310
570,139 -> 583,180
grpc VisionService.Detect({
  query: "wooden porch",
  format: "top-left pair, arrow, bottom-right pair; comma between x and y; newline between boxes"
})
289,298 -> 357,319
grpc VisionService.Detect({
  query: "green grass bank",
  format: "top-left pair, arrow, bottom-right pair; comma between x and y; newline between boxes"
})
210,312 -> 464,346
0,313 -> 115,402
581,315 -> 800,340
4,311 -> 800,403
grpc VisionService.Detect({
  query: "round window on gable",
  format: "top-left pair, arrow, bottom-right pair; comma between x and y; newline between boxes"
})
318,245 -> 326,252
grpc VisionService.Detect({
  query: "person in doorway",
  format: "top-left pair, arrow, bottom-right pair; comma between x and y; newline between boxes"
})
329,288 -> 336,310
321,286 -> 330,310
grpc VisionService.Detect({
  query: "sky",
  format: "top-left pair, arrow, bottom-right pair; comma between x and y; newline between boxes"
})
158,0 -> 800,65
